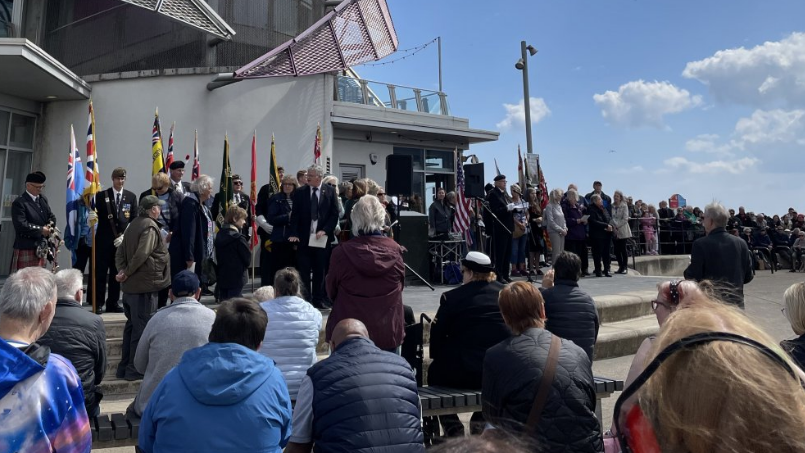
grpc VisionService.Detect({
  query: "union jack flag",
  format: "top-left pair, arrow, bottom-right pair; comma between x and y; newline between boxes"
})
82,101 -> 100,213
65,125 -> 86,257
313,123 -> 321,164
166,122 -> 175,170
453,150 -> 473,245
192,130 -> 200,181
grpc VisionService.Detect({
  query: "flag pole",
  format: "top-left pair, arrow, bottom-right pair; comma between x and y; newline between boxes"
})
251,129 -> 256,293
90,101 -> 97,315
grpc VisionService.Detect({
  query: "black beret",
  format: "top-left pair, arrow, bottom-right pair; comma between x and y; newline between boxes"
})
494,174 -> 506,182
169,161 -> 185,170
26,171 -> 46,184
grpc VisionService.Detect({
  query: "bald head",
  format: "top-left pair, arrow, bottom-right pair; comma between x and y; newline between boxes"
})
331,318 -> 369,348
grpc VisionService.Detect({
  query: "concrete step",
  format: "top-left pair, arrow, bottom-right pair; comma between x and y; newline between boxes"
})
104,319 -> 126,340
594,291 -> 655,324
105,355 -> 121,377
99,378 -> 142,396
593,315 -> 659,360
107,338 -> 123,357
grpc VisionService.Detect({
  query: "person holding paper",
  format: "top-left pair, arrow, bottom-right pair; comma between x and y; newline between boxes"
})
289,165 -> 339,309
563,189 -> 590,277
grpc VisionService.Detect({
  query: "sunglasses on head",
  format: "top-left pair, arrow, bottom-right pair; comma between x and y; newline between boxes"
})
613,331 -> 799,453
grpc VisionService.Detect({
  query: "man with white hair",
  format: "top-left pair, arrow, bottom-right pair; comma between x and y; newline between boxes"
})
38,269 -> 107,417
0,267 -> 92,451
289,165 -> 340,309
684,201 -> 754,308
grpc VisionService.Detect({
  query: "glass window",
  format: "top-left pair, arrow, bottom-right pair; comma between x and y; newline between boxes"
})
1,150 -> 32,219
393,147 -> 424,171
394,87 -> 419,112
425,149 -> 454,172
274,0 -> 298,37
0,110 -> 8,145
9,113 -> 35,149
0,0 -> 12,38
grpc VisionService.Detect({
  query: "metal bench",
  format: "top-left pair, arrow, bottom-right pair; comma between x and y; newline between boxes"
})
91,412 -> 141,449
419,375 -> 624,424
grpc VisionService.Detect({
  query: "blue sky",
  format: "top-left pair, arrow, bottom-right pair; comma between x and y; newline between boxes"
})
357,0 -> 805,215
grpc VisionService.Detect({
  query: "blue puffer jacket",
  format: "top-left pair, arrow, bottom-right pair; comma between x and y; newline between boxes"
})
541,279 -> 600,361
139,342 -> 292,453
259,296 -> 323,400
307,337 -> 424,453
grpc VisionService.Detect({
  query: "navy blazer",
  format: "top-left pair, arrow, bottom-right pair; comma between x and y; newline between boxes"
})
168,193 -> 211,279
267,192 -> 293,243
289,184 -> 339,247
95,188 -> 138,243
12,192 -> 57,249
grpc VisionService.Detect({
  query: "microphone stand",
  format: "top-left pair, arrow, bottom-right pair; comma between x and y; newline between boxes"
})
475,198 -> 512,235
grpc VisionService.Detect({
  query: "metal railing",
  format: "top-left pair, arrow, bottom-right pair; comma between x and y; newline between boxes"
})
335,74 -> 450,115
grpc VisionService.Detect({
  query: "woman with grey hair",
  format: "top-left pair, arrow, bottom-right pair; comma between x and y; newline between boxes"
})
544,188 -> 567,261
326,195 -> 406,352
169,174 -> 215,283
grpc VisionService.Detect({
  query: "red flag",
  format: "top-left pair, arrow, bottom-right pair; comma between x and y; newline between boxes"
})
192,130 -> 200,181
313,123 -> 321,163
165,122 -> 175,170
250,132 -> 259,249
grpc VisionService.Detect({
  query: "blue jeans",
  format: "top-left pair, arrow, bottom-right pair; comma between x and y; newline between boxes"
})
511,234 -> 527,265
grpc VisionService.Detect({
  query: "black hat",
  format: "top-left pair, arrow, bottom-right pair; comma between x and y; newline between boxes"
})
25,171 -> 46,184
461,252 -> 495,273
494,174 -> 506,182
169,161 -> 185,170
172,270 -> 200,297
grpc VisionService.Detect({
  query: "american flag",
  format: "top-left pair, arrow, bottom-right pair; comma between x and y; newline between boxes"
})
453,151 -> 473,245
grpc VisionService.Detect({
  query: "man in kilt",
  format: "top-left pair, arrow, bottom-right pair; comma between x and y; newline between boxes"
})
10,172 -> 56,272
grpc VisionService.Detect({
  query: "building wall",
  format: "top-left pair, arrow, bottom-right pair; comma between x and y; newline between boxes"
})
38,72 -> 333,270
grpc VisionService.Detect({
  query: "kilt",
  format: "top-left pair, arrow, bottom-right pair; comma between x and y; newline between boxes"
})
10,248 -> 45,272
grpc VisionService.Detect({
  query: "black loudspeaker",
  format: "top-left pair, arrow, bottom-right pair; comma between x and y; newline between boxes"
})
464,163 -> 485,198
397,212 -> 429,285
386,155 -> 413,195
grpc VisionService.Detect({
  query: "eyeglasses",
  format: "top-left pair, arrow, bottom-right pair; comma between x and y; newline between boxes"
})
233,181 -> 243,186
27,183 -> 45,189
377,192 -> 386,196
782,307 -> 788,317
282,183 -> 295,187
651,299 -> 672,311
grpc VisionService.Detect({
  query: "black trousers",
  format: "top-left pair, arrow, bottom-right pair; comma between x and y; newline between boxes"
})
613,238 -> 628,270
265,241 -> 296,287
565,238 -> 589,273
591,235 -> 612,274
117,292 -> 158,378
94,241 -> 121,310
297,244 -> 329,305
73,239 -> 92,304
491,229 -> 512,279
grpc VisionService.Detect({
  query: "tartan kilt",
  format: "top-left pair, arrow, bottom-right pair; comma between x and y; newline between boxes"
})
10,248 -> 45,272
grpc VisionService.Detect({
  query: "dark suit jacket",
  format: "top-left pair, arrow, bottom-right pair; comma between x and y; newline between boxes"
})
485,187 -> 514,233
95,188 -> 137,244
684,227 -> 754,307
12,192 -> 57,249
255,184 -> 275,242
211,191 -> 252,237
168,193 -> 211,279
289,183 -> 339,247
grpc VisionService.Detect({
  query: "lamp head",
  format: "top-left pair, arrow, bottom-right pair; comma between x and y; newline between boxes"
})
515,58 -> 525,70
527,45 -> 538,56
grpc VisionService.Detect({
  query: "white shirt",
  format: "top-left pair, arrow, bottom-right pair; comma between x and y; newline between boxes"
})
26,191 -> 38,202
288,376 -> 315,443
172,179 -> 184,194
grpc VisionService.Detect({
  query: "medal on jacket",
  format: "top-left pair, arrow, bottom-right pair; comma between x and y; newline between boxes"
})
123,203 -> 131,219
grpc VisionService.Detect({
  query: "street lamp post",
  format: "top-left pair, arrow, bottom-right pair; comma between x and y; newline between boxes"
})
515,41 -> 537,154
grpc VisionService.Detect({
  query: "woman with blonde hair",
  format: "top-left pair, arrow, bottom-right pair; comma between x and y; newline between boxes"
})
782,282 -> 805,368
483,281 -> 602,452
610,190 -> 631,274
543,188 -> 567,260
613,298 -> 805,453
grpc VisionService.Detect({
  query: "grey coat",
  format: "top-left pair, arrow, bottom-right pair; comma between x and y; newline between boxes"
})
131,297 -> 215,415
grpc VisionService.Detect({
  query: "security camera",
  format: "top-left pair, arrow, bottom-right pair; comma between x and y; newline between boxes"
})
369,153 -> 378,165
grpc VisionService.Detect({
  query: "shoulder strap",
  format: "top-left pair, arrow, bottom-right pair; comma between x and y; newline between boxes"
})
103,189 -> 121,238
525,333 -> 561,434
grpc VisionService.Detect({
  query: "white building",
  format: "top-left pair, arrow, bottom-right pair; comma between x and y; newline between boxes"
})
0,0 -> 497,274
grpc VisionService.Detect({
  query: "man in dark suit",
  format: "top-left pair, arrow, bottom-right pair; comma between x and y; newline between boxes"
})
684,202 -> 754,308
212,174 -> 252,237
255,167 -> 284,286
88,167 -> 137,313
288,165 -> 339,308
169,161 -> 192,196
485,175 -> 514,283
10,171 -> 57,272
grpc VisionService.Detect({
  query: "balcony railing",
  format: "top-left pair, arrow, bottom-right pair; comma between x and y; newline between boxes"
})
335,75 -> 450,116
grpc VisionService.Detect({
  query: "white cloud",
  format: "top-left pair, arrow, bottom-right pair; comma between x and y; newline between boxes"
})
683,32 -> 805,107
684,134 -> 738,156
592,80 -> 702,129
663,156 -> 760,174
734,109 -> 805,145
496,97 -> 551,129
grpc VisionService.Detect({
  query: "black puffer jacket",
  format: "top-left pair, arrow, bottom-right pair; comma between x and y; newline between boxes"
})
541,280 -> 600,362
782,334 -> 805,370
38,298 -> 107,413
483,328 -> 603,453
214,224 -> 251,291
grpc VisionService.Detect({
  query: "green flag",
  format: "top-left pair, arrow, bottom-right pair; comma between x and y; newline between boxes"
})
267,134 -> 280,198
215,133 -> 233,227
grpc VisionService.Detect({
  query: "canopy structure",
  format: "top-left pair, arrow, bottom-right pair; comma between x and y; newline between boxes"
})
119,0 -> 235,40
235,0 -> 397,79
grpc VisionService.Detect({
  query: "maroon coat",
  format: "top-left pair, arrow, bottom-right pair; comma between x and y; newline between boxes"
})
325,235 -> 405,350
